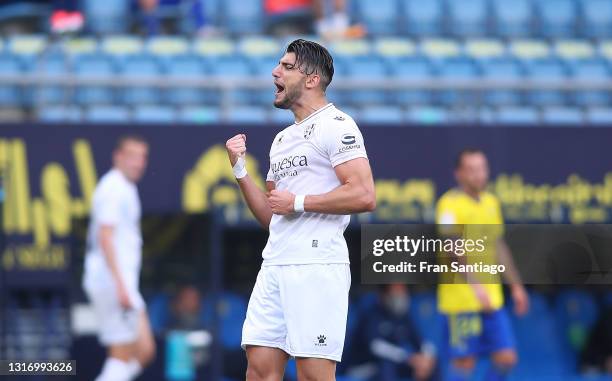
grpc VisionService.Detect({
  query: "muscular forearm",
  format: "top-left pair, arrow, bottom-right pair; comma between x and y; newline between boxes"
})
238,175 -> 273,229
497,239 -> 523,285
304,181 -> 376,215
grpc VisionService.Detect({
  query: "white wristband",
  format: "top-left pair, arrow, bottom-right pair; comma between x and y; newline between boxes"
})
293,194 -> 305,213
232,155 -> 247,179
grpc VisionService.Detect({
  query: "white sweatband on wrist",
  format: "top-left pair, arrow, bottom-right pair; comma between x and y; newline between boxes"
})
232,155 -> 247,179
293,195 -> 305,213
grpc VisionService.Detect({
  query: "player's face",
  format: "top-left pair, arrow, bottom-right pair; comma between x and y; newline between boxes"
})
457,153 -> 489,193
116,141 -> 148,183
272,52 -> 306,109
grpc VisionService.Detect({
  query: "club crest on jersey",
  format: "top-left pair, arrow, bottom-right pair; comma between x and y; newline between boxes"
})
304,123 -> 316,140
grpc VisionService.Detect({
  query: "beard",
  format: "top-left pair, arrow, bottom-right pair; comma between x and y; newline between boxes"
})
273,85 -> 302,109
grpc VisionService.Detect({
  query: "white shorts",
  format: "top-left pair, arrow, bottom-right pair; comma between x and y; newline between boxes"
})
84,285 -> 145,346
241,263 -> 351,362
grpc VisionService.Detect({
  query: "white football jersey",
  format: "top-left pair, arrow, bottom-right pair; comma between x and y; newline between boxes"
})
83,168 -> 143,291
262,103 -> 368,265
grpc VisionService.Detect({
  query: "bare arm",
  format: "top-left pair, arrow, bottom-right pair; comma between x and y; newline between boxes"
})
99,225 -> 132,308
226,133 -> 274,229
497,238 -> 529,315
237,177 -> 275,229
305,157 -> 376,214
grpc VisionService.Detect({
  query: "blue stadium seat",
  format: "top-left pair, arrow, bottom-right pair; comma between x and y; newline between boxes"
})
82,0 -> 129,34
491,0 -> 534,37
389,57 -> 434,105
569,59 -> 611,106
585,107 -> 612,125
511,292 -> 573,378
536,0 -> 578,37
38,106 -> 82,122
225,106 -> 267,124
178,106 -> 221,124
209,56 -> 253,105
435,58 -> 480,106
85,105 -> 130,123
495,106 -> 539,124
523,59 -> 568,106
147,293 -> 170,335
400,0 -> 443,36
0,55 -> 23,106
221,0 -> 263,35
118,55 -> 161,105
269,108 -> 295,125
405,106 -> 449,124
201,292 -> 247,349
164,55 -> 210,106
581,0 -> 612,38
541,107 -> 584,125
410,291 -> 444,352
555,289 -> 599,359
353,0 -> 399,35
133,105 -> 177,123
359,106 -> 403,124
479,58 -> 523,105
74,54 -> 116,105
240,37 -> 282,106
345,57 -> 389,106
33,57 -> 70,105
447,0 -> 488,37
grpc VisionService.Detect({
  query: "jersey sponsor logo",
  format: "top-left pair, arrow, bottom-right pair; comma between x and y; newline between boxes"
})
271,155 -> 308,174
276,134 -> 284,145
304,123 -> 316,140
334,115 -> 346,121
341,134 -> 356,145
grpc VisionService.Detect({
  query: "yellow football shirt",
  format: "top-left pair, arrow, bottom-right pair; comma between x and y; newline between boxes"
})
435,189 -> 505,314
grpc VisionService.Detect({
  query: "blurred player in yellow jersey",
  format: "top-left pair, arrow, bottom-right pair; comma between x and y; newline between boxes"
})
435,148 -> 529,381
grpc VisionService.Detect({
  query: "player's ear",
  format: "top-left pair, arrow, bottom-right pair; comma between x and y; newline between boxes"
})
306,74 -> 320,89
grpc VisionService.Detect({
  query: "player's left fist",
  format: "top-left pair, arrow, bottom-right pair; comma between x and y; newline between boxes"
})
268,189 -> 296,215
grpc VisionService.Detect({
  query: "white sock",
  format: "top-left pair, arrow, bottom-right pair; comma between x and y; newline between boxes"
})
128,358 -> 143,380
95,358 -> 132,381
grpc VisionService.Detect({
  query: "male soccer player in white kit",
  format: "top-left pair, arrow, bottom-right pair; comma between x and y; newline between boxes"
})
82,135 -> 155,381
226,39 -> 376,380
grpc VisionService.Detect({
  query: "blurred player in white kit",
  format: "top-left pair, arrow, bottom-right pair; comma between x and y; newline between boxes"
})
82,135 -> 155,381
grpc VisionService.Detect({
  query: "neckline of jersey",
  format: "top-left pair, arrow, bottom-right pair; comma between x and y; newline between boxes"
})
293,103 -> 334,126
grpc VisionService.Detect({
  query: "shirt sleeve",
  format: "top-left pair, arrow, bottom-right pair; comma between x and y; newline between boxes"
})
319,118 -> 368,167
96,185 -> 123,226
266,166 -> 274,182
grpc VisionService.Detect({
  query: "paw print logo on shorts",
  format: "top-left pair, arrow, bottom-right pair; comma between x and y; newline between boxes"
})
316,335 -> 327,346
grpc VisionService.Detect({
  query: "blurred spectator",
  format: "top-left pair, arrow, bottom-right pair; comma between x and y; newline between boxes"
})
50,0 -> 84,33
137,0 -> 213,36
264,0 -> 314,36
345,284 -> 438,381
581,305 -> 612,375
168,285 -> 204,331
312,0 -> 365,39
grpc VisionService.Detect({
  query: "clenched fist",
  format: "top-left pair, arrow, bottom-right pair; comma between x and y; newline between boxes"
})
226,134 -> 247,166
268,189 -> 296,215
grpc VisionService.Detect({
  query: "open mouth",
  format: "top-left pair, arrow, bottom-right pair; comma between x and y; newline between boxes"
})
275,83 -> 285,95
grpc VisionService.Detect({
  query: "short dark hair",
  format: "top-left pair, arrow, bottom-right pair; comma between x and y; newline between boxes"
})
115,134 -> 148,151
286,39 -> 334,91
455,148 -> 485,169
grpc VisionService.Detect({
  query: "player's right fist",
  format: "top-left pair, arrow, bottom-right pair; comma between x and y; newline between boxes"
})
226,134 -> 247,166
